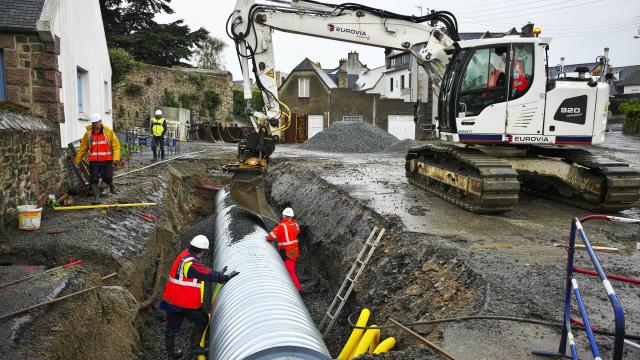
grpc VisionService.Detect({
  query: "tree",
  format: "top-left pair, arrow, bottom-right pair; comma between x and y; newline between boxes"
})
108,47 -> 136,84
195,36 -> 227,70
100,0 -> 209,67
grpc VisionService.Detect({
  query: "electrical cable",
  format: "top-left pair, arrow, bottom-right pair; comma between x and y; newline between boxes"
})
345,310 -> 640,341
462,0 -> 633,21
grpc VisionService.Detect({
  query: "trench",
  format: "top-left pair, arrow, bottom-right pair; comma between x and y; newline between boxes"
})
1,154 -> 485,359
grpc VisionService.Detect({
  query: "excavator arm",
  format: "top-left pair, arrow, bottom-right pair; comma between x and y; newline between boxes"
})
226,0 -> 459,220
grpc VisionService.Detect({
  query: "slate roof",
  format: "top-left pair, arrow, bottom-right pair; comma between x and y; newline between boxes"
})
354,65 -> 385,91
621,71 -> 640,86
290,58 -> 337,89
0,0 -> 46,33
0,111 -> 52,132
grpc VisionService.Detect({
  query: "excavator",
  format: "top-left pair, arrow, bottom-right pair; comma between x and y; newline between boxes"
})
225,0 -> 640,219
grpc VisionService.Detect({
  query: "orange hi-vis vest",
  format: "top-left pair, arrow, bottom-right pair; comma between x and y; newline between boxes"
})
88,130 -> 113,162
162,250 -> 205,309
268,218 -> 301,261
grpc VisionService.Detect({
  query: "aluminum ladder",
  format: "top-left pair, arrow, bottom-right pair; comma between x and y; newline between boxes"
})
318,226 -> 386,337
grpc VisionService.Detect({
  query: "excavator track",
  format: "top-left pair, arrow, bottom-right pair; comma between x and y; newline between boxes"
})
405,143 -> 520,214
522,146 -> 640,212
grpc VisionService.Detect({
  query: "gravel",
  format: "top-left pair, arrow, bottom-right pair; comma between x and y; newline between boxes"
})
383,139 -> 427,153
300,122 -> 399,153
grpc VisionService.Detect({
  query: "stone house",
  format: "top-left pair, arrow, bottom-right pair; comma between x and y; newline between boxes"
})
0,0 -> 111,232
279,53 -> 430,143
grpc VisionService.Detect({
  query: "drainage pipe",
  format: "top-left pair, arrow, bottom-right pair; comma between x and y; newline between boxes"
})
209,190 -> 330,360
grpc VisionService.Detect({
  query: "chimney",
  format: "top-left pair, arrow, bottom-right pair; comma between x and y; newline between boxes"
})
339,58 -> 346,67
348,51 -> 359,63
560,57 -> 565,72
384,48 -> 392,56
338,70 -> 348,88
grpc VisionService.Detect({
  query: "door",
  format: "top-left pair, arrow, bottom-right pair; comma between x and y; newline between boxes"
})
505,43 -> 545,135
455,45 -> 509,136
296,114 -> 307,143
388,115 -> 415,140
308,115 -> 324,139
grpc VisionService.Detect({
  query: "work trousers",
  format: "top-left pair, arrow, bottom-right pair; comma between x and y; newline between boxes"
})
284,258 -> 301,291
89,162 -> 113,185
165,307 -> 208,340
152,136 -> 165,160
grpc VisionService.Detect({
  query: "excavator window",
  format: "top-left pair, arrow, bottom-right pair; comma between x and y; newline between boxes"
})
509,44 -> 534,100
457,46 -> 508,117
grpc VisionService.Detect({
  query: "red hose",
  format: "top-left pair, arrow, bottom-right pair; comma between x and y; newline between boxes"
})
574,267 -> 640,285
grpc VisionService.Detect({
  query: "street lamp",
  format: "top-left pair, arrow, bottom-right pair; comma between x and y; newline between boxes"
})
414,5 -> 423,16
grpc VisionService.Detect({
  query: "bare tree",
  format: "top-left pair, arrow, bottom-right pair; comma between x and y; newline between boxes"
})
195,36 -> 227,70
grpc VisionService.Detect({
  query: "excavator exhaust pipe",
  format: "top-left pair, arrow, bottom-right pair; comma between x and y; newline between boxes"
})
229,172 -> 279,223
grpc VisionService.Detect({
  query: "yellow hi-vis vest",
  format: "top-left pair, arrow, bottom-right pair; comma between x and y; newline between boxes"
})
151,117 -> 165,137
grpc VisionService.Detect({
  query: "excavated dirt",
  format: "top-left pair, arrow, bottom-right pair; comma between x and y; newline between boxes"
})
2,124 -> 639,360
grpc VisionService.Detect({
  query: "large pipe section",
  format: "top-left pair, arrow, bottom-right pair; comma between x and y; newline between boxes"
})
209,190 -> 331,360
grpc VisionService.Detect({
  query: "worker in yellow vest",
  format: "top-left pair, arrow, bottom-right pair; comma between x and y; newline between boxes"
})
151,109 -> 167,161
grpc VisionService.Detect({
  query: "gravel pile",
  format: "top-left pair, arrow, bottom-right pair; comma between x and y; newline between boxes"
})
300,122 -> 399,153
383,139 -> 427,153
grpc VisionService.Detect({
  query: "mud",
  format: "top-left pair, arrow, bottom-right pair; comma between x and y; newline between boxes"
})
1,124 -> 638,360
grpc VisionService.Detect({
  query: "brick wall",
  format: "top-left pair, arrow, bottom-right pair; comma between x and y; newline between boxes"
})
0,33 -> 64,123
112,65 -> 233,131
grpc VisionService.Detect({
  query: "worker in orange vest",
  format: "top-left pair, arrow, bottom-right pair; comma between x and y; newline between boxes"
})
160,235 -> 239,359
74,113 -> 123,204
267,208 -> 301,291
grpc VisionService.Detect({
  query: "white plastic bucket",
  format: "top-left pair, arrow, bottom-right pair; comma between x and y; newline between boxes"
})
17,205 -> 42,231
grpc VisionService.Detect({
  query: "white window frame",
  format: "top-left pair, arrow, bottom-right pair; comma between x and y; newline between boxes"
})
104,81 -> 111,114
298,78 -> 310,98
77,67 -> 89,116
342,115 -> 363,122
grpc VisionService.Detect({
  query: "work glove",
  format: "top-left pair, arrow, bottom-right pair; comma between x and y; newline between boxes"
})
220,268 -> 240,283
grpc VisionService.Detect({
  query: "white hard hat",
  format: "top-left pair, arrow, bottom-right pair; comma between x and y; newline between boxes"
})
282,207 -> 294,217
190,235 -> 209,250
89,113 -> 102,123
155,109 -> 163,116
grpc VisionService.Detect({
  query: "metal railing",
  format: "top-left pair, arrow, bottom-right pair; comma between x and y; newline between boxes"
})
538,214 -> 640,360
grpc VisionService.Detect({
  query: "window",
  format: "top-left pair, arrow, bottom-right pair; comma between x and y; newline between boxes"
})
390,58 -> 396,67
400,75 -> 405,89
342,115 -> 363,122
0,49 -> 5,101
458,46 -> 508,117
389,77 -> 394,92
104,81 -> 111,114
298,78 -> 310,98
510,44 -> 534,100
77,67 -> 89,114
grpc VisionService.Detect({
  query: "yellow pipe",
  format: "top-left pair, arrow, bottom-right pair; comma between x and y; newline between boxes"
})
373,337 -> 396,354
337,308 -> 370,360
53,203 -> 158,210
349,325 -> 380,359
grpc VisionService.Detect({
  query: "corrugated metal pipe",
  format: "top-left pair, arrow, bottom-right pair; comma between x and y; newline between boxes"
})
209,190 -> 331,360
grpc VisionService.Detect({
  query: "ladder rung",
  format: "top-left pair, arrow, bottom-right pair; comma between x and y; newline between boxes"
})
346,276 -> 355,282
357,260 -> 365,265
337,295 -> 344,301
326,313 -> 334,320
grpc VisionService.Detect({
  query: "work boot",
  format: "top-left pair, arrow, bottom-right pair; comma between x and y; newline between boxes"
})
165,336 -> 183,360
109,182 -> 117,195
90,184 -> 101,205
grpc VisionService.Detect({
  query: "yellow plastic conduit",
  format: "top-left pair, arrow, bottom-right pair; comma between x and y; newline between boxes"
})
337,308 -> 370,360
373,337 -> 396,354
349,325 -> 380,359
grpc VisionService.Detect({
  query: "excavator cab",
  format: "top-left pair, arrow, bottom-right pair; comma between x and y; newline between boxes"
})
224,125 -> 279,222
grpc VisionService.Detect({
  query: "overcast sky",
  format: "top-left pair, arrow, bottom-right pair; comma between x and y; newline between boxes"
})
158,0 -> 640,80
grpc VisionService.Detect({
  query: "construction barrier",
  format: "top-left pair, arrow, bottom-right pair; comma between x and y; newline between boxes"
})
537,214 -> 640,360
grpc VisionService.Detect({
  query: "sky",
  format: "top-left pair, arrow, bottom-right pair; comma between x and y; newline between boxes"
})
157,0 -> 640,80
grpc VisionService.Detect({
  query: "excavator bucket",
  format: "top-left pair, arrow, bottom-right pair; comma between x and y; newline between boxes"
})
229,172 -> 279,223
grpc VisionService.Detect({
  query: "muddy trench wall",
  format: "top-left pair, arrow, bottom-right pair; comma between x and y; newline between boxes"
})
266,162 -> 483,355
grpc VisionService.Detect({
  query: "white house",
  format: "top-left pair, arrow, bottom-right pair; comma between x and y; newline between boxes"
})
38,0 -> 113,146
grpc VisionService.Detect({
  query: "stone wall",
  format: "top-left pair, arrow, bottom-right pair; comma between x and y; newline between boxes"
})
0,33 -> 64,122
112,65 -> 233,131
0,112 -> 74,233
